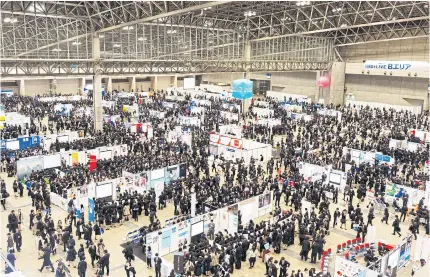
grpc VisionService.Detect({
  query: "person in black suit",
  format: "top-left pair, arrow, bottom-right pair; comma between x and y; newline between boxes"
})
154,253 -> 162,277
300,237 -> 310,261
77,256 -> 87,277
39,243 -> 55,272
392,215 -> 402,237
99,249 -> 110,276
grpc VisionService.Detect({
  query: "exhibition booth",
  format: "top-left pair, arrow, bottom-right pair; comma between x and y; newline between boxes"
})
384,182 -> 427,208
317,108 -> 342,121
280,103 -> 303,112
149,110 -> 166,119
334,234 -> 412,277
255,118 -> 282,126
290,112 -> 313,121
42,131 -> 80,150
209,132 -> 272,164
16,153 -> 62,179
342,147 -> 395,166
142,191 -> 273,258
54,103 -> 73,115
50,178 -> 121,213
38,95 -> 87,102
167,127 -> 192,146
345,100 -> 422,114
409,129 -> 430,144
219,111 -> 239,121
121,163 -> 187,199
253,100 -> 270,108
0,135 -> 41,157
130,122 -> 153,138
221,103 -> 241,113
0,112 -> 31,129
252,107 -> 274,118
266,91 -> 310,103
389,139 -> 424,152
299,162 -> 347,193
180,116 -> 201,127
219,125 -> 242,138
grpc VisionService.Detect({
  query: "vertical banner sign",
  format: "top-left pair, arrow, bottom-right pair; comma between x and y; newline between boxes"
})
191,193 -> 197,217
71,152 -> 79,166
88,198 -> 95,223
89,155 -> 97,171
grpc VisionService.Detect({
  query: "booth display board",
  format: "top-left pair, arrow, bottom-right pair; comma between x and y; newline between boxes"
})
140,192 -> 272,258
335,256 -> 367,277
219,125 -> 242,138
257,191 -> 273,216
180,116 -> 200,126
220,111 -> 239,121
253,107 -> 274,118
16,156 -> 44,179
384,183 -> 425,208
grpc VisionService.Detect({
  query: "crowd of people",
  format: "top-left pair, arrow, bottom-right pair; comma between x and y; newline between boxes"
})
0,90 -> 429,277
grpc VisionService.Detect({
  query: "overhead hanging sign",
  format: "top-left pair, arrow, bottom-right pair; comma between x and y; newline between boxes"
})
231,79 -> 253,100
363,60 -> 429,71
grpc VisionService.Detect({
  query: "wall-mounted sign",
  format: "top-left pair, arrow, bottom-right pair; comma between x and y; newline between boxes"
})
363,60 -> 429,72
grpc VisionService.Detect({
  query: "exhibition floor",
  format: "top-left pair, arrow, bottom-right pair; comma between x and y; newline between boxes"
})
1,169 -> 425,277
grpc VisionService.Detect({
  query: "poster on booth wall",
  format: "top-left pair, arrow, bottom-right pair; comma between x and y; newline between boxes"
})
334,256 -> 367,277
258,193 -> 271,208
398,239 -> 412,268
165,165 -> 180,184
71,152 -> 79,166
134,172 -> 148,189
88,198 -> 95,223
89,155 -> 97,171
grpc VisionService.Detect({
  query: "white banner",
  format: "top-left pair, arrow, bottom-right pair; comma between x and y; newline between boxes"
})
363,60 -> 429,72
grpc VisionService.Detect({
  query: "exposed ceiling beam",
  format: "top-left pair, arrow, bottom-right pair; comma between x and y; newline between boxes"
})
96,1 -> 232,33
334,34 -> 429,47
8,1 -> 231,59
0,10 -> 88,20
140,21 -> 237,33
12,33 -> 90,57
251,16 -> 429,42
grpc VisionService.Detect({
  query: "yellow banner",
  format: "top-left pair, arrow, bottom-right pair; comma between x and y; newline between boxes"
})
71,152 -> 79,166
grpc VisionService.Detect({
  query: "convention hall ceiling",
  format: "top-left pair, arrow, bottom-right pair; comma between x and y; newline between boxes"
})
0,1 -> 428,75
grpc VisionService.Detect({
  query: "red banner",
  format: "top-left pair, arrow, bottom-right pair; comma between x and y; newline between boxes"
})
89,155 -> 97,172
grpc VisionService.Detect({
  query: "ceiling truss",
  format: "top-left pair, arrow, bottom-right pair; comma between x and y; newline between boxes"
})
0,1 -> 428,76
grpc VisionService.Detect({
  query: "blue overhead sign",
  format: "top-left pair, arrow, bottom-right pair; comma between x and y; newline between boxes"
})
231,79 -> 253,100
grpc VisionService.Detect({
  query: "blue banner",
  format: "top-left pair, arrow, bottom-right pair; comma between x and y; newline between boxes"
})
232,79 -> 253,100
88,198 -> 95,223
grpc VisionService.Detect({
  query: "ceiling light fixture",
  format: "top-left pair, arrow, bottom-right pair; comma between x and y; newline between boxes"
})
52,48 -> 62,52
167,29 -> 177,34
203,7 -> 212,11
3,17 -> 18,23
138,37 -> 147,41
244,11 -> 256,17
113,44 -> 121,48
72,41 -> 82,46
332,8 -> 342,13
296,1 -> 311,7
99,35 -> 105,38
340,24 -> 348,27
122,26 -> 134,30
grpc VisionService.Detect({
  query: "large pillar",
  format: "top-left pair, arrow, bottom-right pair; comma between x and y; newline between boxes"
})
18,79 -> 26,95
80,78 -> 85,94
242,41 -> 252,113
151,76 -> 158,91
92,33 -> 103,132
107,77 -> 113,92
170,75 -> 178,87
128,77 -> 136,92
328,62 -> 346,106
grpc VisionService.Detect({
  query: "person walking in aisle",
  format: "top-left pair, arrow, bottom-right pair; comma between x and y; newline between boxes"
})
39,242 -> 55,272
392,215 -> 402,237
77,256 -> 87,277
